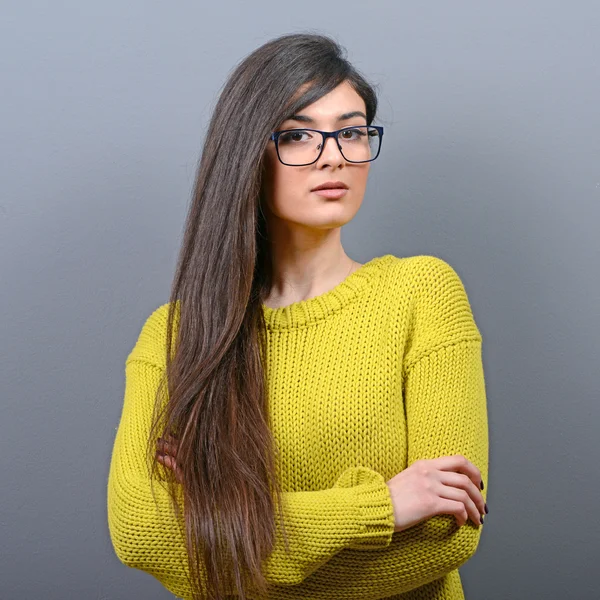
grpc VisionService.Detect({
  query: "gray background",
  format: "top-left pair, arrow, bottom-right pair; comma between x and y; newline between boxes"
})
2,1 -> 598,598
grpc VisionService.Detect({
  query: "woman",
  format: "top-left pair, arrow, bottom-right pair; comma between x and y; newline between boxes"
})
107,32 -> 489,600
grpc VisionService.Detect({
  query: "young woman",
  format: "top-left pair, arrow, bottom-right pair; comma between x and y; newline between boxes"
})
107,32 -> 489,600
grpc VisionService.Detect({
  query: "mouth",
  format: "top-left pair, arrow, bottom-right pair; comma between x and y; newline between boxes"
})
312,188 -> 348,199
311,181 -> 349,192
310,181 -> 349,198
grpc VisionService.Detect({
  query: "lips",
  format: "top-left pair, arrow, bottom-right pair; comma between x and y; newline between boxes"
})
311,181 -> 349,191
311,187 -> 348,199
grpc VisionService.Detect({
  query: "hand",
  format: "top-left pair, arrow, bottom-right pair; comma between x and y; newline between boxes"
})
156,434 -> 183,483
386,455 -> 486,532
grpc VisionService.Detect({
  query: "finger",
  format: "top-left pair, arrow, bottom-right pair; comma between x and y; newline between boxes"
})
157,453 -> 182,479
436,476 -> 483,526
157,438 -> 178,458
438,471 -> 485,517
161,454 -> 176,470
156,451 -> 175,467
435,455 -> 483,493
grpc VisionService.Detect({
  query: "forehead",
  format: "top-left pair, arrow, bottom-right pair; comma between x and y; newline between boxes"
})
283,82 -> 367,125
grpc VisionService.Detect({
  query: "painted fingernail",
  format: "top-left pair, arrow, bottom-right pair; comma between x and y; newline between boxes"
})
480,515 -> 484,525
480,480 -> 484,490
484,503 -> 489,514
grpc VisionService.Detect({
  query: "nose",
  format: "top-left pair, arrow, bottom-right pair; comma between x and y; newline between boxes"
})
317,134 -> 345,165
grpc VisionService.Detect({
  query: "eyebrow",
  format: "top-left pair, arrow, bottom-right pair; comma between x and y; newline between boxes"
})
285,110 -> 367,124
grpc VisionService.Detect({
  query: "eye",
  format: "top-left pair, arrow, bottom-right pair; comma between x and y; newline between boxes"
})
340,128 -> 366,140
278,129 -> 313,144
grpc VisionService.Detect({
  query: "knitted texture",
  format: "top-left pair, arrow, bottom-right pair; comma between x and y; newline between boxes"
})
107,254 -> 489,600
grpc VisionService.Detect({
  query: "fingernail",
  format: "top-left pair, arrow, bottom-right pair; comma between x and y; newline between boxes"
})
484,503 -> 489,514
480,479 -> 484,490
480,515 -> 484,525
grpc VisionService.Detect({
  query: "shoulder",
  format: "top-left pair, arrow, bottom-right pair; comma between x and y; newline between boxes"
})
386,254 -> 464,286
125,301 -> 180,368
387,255 -> 482,366
386,254 -> 474,307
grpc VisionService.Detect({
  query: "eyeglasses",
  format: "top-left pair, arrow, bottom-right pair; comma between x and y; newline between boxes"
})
269,125 -> 384,166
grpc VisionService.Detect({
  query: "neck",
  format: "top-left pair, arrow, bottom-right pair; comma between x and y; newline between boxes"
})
264,249 -> 360,309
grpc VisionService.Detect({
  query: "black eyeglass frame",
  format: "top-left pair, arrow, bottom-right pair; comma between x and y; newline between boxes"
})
269,125 -> 384,166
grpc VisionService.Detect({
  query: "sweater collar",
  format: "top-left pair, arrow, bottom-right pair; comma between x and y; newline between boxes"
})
261,254 -> 395,330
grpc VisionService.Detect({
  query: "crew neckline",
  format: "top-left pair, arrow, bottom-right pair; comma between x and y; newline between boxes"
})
261,254 -> 395,329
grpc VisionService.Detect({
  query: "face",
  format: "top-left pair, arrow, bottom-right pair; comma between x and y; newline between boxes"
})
261,81 -> 371,233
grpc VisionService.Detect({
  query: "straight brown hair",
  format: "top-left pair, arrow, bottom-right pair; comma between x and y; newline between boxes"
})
145,31 -> 380,600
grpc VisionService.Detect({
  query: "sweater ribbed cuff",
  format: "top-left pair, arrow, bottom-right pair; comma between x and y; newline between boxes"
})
334,466 -> 395,550
350,478 -> 395,549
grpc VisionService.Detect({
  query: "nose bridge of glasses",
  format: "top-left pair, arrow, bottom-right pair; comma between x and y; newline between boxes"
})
318,130 -> 344,153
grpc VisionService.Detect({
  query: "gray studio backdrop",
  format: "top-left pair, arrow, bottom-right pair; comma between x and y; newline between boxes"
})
2,1 -> 598,599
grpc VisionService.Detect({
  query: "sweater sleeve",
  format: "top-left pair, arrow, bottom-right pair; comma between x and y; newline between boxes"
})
384,256 -> 488,591
107,357 -> 396,598
391,337 -> 489,590
362,256 -> 489,594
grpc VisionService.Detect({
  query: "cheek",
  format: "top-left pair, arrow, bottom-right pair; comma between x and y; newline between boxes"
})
354,164 -> 370,186
269,168 -> 308,212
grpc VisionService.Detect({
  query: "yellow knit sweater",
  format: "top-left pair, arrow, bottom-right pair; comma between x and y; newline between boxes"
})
107,254 -> 489,600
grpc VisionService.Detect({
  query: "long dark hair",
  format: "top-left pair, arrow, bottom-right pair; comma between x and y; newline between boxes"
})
146,32 -> 380,600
